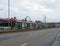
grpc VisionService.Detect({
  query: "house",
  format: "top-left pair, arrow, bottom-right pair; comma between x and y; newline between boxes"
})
46,22 -> 56,28
15,19 -> 26,29
26,21 -> 34,29
35,21 -> 43,29
0,17 -> 17,30
16,19 -> 35,29
55,22 -> 60,28
0,18 -> 10,29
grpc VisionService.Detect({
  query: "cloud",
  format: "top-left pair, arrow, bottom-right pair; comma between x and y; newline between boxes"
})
10,7 -> 19,13
0,0 -> 60,22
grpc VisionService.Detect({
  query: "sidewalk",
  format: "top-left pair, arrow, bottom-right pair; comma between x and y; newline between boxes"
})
52,32 -> 60,46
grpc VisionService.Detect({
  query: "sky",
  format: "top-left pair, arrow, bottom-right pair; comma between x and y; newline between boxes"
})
0,0 -> 60,22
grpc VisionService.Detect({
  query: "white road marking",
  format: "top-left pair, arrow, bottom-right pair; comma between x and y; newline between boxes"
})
20,43 -> 27,46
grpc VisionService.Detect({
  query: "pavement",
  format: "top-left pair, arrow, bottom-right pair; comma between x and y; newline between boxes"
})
0,28 -> 60,46
52,30 -> 60,46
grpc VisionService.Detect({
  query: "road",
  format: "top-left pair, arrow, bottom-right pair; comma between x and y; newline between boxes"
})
0,28 -> 60,46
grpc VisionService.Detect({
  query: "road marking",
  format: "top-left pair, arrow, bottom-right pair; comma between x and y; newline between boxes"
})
20,43 -> 27,46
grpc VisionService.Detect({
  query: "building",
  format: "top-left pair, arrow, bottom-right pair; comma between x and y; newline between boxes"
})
0,18 -> 44,30
35,21 -> 43,29
0,18 -> 17,30
55,22 -> 60,28
46,22 -> 60,28
46,23 -> 56,28
16,20 -> 35,30
16,19 -> 27,29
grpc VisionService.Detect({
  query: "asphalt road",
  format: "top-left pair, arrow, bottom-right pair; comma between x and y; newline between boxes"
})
0,28 -> 60,46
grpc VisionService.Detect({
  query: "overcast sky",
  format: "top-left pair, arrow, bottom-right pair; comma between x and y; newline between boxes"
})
0,0 -> 60,22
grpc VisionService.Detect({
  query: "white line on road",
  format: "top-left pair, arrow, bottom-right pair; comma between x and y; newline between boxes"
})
20,43 -> 28,46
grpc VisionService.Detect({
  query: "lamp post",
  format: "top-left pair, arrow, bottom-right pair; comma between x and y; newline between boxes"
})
43,15 -> 46,28
8,0 -> 10,29
8,0 -> 10,19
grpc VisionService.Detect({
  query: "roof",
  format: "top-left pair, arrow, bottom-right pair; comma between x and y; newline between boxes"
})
17,20 -> 26,22
17,20 -> 33,23
0,18 -> 9,21
35,21 -> 42,24
0,18 -> 36,23
0,18 -> 17,22
10,19 -> 17,22
46,22 -> 60,24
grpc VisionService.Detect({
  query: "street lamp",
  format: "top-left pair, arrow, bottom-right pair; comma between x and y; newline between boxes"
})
8,0 -> 10,29
43,15 -> 46,28
8,0 -> 10,19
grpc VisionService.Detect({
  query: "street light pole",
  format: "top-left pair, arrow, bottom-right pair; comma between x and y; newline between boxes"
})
8,0 -> 10,19
8,0 -> 10,29
43,15 -> 46,28
44,15 -> 46,25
